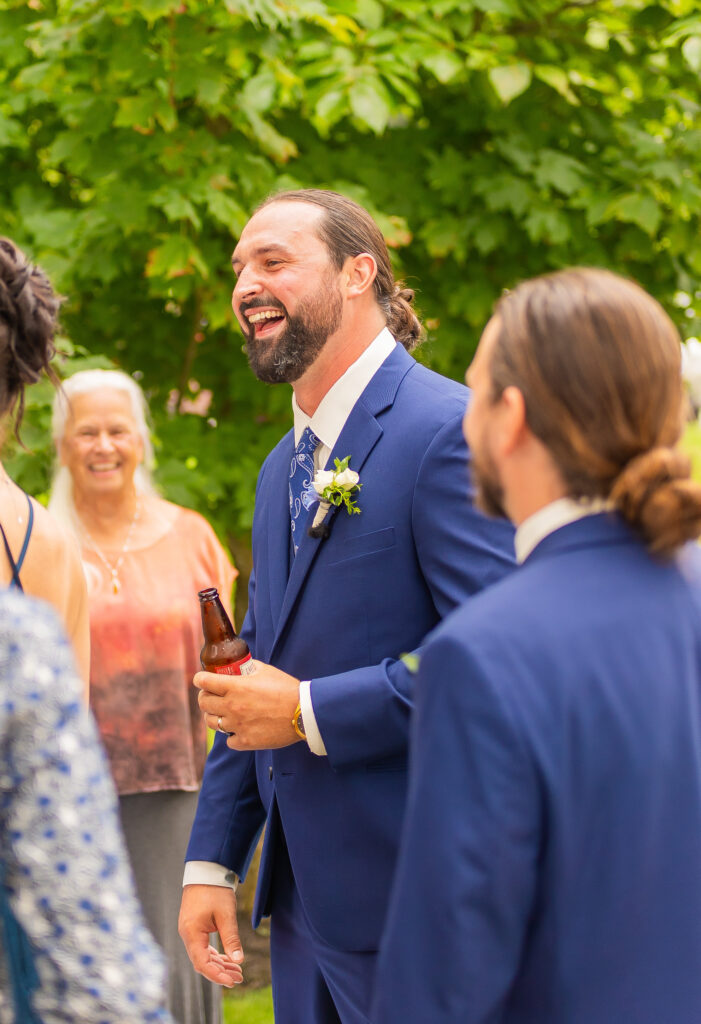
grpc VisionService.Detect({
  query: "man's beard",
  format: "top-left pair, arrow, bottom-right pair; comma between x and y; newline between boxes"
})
242,278 -> 343,385
472,445 -> 508,519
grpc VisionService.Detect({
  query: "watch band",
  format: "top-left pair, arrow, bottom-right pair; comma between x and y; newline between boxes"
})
292,702 -> 306,740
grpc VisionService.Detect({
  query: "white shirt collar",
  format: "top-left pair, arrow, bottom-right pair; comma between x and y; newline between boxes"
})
292,327 -> 397,448
515,496 -> 614,564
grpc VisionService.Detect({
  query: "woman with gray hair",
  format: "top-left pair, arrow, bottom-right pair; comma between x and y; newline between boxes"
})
49,368 -> 238,1024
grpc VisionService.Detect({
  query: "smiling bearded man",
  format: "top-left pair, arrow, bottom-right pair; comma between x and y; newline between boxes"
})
178,189 -> 516,1024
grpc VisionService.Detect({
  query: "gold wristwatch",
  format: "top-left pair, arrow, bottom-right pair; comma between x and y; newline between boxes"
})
292,702 -> 306,740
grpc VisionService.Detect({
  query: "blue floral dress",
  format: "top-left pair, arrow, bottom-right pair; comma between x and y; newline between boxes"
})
0,589 -> 173,1023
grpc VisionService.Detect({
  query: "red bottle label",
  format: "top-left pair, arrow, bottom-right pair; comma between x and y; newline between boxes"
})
212,653 -> 255,676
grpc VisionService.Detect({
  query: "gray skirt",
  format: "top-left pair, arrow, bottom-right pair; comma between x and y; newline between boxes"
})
119,790 -> 221,1024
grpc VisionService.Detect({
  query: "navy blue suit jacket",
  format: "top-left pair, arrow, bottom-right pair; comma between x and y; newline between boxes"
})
373,513 -> 701,1022
186,344 -> 515,951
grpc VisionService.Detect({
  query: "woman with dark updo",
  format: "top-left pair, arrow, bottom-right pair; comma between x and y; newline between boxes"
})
0,239 -> 173,1021
0,237 -> 89,688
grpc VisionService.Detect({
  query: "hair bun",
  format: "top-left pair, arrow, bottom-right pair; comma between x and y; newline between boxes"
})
385,281 -> 423,352
0,237 -> 60,431
7,263 -> 31,302
610,447 -> 701,555
394,285 -> 415,305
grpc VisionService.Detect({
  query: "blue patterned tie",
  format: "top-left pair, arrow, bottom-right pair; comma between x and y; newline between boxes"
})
289,426 -> 321,555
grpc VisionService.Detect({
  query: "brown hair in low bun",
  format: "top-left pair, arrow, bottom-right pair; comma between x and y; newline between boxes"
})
609,449 -> 701,556
256,189 -> 423,351
0,238 -> 60,433
489,267 -> 701,556
384,285 -> 423,352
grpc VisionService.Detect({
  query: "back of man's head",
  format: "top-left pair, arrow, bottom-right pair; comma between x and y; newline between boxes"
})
257,189 -> 423,351
490,267 -> 701,555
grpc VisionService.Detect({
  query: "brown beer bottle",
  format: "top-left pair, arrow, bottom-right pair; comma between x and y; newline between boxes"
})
198,587 -> 255,676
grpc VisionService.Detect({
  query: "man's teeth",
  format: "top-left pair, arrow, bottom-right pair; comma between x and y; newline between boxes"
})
248,310 -> 283,324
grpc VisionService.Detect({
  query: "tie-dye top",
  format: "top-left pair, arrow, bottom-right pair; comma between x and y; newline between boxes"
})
0,589 -> 172,1024
83,504 -> 236,796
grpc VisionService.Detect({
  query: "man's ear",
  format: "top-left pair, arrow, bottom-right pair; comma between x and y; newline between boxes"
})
498,385 -> 528,456
343,253 -> 377,298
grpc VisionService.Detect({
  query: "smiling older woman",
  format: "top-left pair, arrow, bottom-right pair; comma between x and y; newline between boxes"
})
49,369 -> 238,1024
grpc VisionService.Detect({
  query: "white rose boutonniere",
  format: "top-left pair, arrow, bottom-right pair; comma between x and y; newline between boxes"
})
304,456 -> 362,539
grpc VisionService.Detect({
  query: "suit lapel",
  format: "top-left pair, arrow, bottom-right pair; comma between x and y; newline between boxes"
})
263,434 -> 294,644
269,344 -> 415,657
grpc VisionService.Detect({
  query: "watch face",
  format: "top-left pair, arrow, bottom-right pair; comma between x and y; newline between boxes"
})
294,705 -> 306,738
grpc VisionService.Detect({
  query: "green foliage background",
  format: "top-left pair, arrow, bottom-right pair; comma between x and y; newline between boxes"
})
1,0 -> 701,573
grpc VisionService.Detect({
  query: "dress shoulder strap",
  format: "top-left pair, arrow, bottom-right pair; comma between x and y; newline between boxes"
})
0,521 -> 22,591
0,493 -> 34,591
15,494 -> 34,575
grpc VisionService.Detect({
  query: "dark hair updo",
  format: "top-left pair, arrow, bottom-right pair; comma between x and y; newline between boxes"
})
0,238 -> 60,433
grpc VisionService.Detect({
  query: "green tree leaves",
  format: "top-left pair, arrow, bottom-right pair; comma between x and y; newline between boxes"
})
0,0 -> 699,554
489,64 -> 531,105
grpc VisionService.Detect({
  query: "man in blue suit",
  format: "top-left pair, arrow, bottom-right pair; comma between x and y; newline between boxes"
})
178,190 -> 515,1022
373,267 -> 701,1024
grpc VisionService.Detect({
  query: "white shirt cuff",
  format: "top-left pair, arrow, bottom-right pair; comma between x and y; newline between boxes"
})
183,861 -> 238,891
300,679 -> 327,756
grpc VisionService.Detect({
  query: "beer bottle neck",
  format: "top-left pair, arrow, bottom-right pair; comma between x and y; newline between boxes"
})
200,599 -> 236,641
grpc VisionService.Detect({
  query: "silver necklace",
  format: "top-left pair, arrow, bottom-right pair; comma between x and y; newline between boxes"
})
81,499 -> 141,595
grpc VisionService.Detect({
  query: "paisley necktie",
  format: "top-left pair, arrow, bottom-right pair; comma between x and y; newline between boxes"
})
289,426 -> 320,555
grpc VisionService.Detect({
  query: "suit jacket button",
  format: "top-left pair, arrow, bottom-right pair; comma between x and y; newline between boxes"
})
269,766 -> 273,780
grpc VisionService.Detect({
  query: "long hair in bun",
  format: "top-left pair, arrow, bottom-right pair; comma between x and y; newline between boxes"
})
256,189 -> 424,351
490,267 -> 701,556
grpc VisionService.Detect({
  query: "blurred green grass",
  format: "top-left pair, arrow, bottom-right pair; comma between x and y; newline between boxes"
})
223,986 -> 274,1023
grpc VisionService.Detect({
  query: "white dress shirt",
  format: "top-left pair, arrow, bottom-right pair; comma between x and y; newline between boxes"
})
294,327 -> 396,756
514,496 -> 614,564
183,328 -> 397,891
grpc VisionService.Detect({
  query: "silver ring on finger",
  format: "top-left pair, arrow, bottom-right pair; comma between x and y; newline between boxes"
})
217,715 -> 224,732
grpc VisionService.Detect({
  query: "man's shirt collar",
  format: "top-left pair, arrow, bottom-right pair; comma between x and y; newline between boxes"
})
515,496 -> 614,564
292,327 -> 397,449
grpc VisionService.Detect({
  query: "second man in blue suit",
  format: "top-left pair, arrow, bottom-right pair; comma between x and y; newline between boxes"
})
178,189 -> 515,1023
373,268 -> 701,1024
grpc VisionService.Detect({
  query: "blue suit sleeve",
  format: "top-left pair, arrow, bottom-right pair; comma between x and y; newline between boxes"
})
185,564 -> 266,877
413,413 -> 516,612
372,633 -> 540,1024
310,415 -> 515,770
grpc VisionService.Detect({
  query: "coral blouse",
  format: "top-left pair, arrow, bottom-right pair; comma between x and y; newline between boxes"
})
83,504 -> 236,796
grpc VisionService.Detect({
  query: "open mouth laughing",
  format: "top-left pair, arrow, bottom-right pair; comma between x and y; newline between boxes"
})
244,306 -> 287,339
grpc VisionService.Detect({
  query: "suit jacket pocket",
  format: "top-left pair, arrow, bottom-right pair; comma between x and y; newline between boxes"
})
326,527 -> 396,566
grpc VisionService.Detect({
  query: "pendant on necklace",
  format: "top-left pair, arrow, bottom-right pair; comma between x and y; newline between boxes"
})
111,572 -> 121,595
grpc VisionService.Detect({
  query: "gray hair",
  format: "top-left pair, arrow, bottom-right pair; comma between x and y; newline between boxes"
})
49,369 -> 157,532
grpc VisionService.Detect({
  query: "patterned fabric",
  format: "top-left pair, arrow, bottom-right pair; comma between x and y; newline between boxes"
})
0,589 -> 172,1024
289,426 -> 320,555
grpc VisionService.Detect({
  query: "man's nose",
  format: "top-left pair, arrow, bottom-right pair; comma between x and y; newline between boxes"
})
233,266 -> 262,305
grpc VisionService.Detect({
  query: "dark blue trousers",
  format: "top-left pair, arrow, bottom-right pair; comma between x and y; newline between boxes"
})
269,835 -> 376,1024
